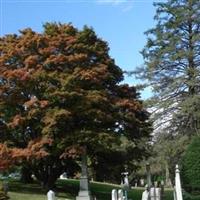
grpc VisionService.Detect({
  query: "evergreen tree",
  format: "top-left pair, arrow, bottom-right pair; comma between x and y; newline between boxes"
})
181,136 -> 200,194
136,0 -> 200,136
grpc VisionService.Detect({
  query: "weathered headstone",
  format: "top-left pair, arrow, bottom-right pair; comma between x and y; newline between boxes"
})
118,189 -> 123,200
135,182 -> 138,187
146,163 -> 152,188
47,190 -> 56,200
150,187 -> 160,200
2,181 -> 8,194
60,172 -> 68,180
112,189 -> 118,200
141,185 -> 149,200
76,154 -> 91,200
160,181 -> 164,200
140,179 -> 145,186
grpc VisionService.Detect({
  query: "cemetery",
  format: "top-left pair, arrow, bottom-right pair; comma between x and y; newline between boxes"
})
1,0 -> 200,200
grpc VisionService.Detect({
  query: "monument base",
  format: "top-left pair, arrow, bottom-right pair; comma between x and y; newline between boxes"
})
76,191 -> 92,200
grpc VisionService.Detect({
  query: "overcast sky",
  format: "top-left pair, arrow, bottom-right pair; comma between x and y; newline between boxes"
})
1,0 -> 162,99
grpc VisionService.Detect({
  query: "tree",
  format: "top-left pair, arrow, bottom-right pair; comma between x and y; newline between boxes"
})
181,136 -> 200,194
149,133 -> 189,186
0,23 -> 152,189
135,0 -> 200,136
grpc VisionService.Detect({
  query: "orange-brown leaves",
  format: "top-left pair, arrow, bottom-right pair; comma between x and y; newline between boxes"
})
42,109 -> 72,135
116,99 -> 142,112
8,114 -> 25,128
75,64 -> 109,83
43,53 -> 87,70
42,109 -> 71,126
3,68 -> 31,81
40,100 -> 49,108
60,145 -> 85,159
0,138 -> 52,171
24,55 -> 39,68
24,96 -> 38,108
24,96 -> 49,109
0,143 -> 13,171
12,137 -> 52,160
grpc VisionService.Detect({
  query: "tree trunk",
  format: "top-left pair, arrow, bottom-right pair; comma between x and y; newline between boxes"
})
33,162 -> 63,191
20,165 -> 33,183
165,163 -> 172,187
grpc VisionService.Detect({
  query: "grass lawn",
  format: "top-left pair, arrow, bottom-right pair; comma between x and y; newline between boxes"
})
5,179 -> 173,200
9,192 -> 63,200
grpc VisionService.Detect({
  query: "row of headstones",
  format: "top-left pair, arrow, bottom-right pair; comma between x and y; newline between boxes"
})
142,187 -> 161,200
48,189 -> 125,200
112,189 -> 126,200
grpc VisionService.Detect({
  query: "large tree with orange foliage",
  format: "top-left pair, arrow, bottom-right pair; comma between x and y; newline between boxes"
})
0,23 -> 151,188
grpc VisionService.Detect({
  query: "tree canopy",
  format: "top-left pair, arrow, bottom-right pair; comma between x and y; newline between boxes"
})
136,0 -> 200,136
0,23 -> 152,188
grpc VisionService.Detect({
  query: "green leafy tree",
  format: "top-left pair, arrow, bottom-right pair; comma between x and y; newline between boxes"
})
150,134 -> 189,186
136,0 -> 200,136
181,136 -> 200,195
0,23 -> 152,189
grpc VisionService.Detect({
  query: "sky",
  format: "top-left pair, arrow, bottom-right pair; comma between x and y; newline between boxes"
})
0,0 -> 160,99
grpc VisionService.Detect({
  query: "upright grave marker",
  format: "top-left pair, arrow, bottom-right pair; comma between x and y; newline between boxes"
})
112,189 -> 118,200
76,154 -> 91,200
47,190 -> 55,200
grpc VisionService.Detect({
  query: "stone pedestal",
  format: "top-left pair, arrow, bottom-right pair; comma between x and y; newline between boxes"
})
76,191 -> 91,200
146,163 -> 152,188
175,165 -> 183,200
76,153 -> 91,200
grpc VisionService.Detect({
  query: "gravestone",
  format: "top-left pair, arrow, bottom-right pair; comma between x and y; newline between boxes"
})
118,189 -> 123,200
112,189 -> 118,200
146,163 -> 152,188
60,172 -> 68,180
47,190 -> 56,200
2,181 -> 8,194
76,154 -> 91,200
160,181 -> 164,200
140,179 -> 145,186
141,185 -> 149,200
150,187 -> 161,200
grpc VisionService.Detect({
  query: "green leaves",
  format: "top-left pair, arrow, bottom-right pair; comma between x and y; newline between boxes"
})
181,136 -> 200,194
137,0 -> 200,135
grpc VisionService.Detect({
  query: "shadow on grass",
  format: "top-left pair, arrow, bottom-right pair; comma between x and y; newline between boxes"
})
5,179 -> 173,200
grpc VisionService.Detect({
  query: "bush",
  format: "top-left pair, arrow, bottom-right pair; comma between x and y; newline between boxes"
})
181,136 -> 200,195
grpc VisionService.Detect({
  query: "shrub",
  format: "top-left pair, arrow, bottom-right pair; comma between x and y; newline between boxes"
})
181,136 -> 200,195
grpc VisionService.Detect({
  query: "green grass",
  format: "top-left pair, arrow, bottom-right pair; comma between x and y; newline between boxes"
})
57,179 -> 173,200
5,179 -> 173,200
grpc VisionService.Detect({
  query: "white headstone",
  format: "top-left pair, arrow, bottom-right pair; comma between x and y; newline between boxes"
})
118,189 -> 123,200
112,189 -> 118,200
140,179 -> 144,186
60,172 -> 68,180
150,187 -> 161,200
47,190 -> 56,200
142,190 -> 149,200
124,173 -> 129,186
